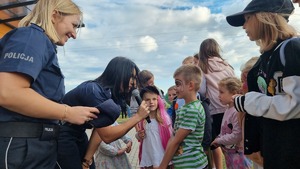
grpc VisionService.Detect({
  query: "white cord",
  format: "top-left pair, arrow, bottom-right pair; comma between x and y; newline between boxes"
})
5,137 -> 13,169
56,161 -> 62,169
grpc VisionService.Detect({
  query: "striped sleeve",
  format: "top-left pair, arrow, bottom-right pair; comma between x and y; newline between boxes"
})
234,95 -> 245,113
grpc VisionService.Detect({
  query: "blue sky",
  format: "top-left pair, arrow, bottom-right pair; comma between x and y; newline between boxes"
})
58,0 -> 300,93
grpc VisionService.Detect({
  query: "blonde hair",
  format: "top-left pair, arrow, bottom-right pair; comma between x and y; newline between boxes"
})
167,85 -> 176,92
252,12 -> 297,52
218,77 -> 242,94
240,56 -> 259,73
173,64 -> 202,91
19,0 -> 83,43
182,56 -> 194,65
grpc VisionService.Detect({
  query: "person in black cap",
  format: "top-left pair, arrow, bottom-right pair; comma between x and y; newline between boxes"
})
226,0 -> 300,169
56,56 -> 150,169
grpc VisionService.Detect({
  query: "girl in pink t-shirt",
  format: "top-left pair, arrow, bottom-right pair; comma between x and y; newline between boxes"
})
211,77 -> 252,169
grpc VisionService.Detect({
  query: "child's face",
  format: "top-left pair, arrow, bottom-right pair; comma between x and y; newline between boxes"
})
241,71 -> 248,94
193,57 -> 199,66
218,85 -> 233,105
142,92 -> 158,112
174,75 -> 188,99
146,77 -> 154,86
167,89 -> 177,102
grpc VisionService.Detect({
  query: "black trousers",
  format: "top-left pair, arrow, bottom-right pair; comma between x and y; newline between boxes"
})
56,125 -> 95,169
0,137 -> 57,169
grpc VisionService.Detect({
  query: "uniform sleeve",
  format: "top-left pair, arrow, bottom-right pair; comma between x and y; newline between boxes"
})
0,28 -> 47,80
234,40 -> 300,121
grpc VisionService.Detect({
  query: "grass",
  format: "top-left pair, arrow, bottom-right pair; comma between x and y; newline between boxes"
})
116,116 -> 129,124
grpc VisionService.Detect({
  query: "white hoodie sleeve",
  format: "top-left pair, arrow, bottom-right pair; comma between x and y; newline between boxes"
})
235,76 -> 300,121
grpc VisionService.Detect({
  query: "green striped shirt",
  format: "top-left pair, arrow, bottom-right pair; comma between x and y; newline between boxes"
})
173,100 -> 208,169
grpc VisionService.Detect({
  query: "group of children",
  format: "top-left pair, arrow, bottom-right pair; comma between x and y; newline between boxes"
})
132,38 -> 256,169
135,1 -> 300,169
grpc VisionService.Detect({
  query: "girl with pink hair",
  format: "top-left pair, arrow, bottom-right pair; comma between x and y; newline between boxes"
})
135,86 -> 173,169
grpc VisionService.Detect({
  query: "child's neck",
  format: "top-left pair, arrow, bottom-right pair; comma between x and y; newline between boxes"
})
183,93 -> 197,105
149,110 -> 156,119
228,102 -> 234,108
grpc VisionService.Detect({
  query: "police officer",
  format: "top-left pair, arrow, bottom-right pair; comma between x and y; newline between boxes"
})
0,0 -> 99,168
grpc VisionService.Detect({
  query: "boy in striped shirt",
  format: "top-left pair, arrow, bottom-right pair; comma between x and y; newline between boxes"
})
158,65 -> 208,169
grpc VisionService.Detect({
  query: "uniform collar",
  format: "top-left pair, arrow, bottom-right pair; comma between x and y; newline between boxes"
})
29,23 -> 45,32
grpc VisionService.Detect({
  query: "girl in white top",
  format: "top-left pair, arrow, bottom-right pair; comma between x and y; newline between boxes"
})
136,86 -> 173,169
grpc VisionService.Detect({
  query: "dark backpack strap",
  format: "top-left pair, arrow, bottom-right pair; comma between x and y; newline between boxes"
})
171,96 -> 178,127
279,37 -> 298,66
198,93 -> 212,150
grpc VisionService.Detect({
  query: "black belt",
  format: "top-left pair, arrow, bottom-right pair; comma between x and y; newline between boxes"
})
0,122 -> 59,140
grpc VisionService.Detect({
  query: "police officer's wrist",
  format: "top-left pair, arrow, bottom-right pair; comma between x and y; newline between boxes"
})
61,104 -> 68,121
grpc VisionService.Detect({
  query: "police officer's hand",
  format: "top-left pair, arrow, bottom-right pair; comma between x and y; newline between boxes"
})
135,100 -> 150,120
65,106 -> 99,125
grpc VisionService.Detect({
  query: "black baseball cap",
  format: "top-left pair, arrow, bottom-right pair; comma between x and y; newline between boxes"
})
226,0 -> 294,27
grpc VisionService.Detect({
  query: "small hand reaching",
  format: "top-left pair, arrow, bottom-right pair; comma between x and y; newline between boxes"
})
210,139 -> 220,148
126,141 -> 132,153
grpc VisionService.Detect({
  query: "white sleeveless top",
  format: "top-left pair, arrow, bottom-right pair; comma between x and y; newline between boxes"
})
140,119 -> 165,167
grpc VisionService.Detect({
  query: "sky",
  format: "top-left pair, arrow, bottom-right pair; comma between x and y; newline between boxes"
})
57,0 -> 300,93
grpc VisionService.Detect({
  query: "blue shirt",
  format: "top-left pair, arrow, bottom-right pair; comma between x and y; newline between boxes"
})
62,81 -> 121,128
0,24 -> 64,124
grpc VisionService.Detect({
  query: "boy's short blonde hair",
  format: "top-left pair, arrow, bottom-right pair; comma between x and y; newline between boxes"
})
218,77 -> 242,94
173,65 -> 202,91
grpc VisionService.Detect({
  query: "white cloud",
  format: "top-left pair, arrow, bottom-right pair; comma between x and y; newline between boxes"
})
58,0 -> 300,93
139,36 -> 158,52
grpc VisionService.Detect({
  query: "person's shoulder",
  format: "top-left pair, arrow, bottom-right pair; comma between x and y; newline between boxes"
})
9,25 -> 50,47
184,100 -> 202,111
77,81 -> 107,91
287,37 -> 300,47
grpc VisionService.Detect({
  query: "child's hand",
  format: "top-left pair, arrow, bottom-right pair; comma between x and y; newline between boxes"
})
211,139 -> 220,148
135,129 -> 146,140
117,148 -> 126,156
138,130 -> 146,140
232,94 -> 242,103
126,141 -> 132,153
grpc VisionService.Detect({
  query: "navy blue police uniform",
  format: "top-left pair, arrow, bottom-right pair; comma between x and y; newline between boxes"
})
56,81 -> 120,169
0,24 -> 63,169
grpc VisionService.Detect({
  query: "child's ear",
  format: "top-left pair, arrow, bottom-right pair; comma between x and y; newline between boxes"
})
188,81 -> 194,91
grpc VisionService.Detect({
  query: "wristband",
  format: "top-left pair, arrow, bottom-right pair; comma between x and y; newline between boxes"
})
61,104 -> 68,121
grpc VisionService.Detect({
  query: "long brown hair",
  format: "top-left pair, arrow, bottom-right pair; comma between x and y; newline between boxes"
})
199,38 -> 224,73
